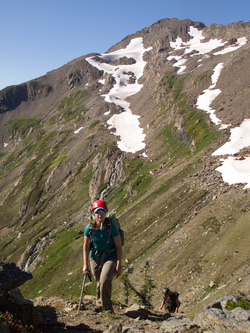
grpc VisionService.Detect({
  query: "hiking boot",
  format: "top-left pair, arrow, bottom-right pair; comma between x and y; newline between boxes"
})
93,305 -> 103,313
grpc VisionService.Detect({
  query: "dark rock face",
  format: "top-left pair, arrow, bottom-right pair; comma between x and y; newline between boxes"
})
0,80 -> 53,113
0,262 -> 46,332
0,84 -> 28,112
0,261 -> 32,292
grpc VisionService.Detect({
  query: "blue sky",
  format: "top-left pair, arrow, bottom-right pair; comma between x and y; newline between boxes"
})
0,0 -> 249,90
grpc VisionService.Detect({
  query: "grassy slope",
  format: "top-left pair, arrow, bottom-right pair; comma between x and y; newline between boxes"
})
0,73 -> 249,318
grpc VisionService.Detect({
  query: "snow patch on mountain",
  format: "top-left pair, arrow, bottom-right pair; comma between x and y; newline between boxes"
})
196,63 -> 226,128
84,26 -> 249,188
212,120 -> 250,188
168,26 -> 250,188
168,26 -> 247,74
86,38 -> 152,153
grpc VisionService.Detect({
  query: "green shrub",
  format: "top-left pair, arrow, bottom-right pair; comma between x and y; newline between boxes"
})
225,298 -> 250,311
121,261 -> 155,308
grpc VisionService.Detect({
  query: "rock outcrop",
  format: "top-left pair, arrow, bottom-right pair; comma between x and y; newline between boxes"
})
0,261 -> 32,292
194,295 -> 250,333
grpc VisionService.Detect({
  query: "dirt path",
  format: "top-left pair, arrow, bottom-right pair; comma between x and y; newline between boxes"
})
34,297 -> 165,332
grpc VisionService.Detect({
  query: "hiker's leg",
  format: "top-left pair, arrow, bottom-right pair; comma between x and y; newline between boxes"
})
168,306 -> 175,313
165,304 -> 172,313
99,257 -> 116,309
90,257 -> 102,306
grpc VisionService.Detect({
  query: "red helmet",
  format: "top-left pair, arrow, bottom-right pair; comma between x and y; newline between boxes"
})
91,200 -> 108,212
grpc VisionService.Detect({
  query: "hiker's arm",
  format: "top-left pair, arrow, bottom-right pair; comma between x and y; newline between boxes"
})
159,298 -> 165,310
83,235 -> 91,275
175,298 -> 180,313
113,235 -> 122,278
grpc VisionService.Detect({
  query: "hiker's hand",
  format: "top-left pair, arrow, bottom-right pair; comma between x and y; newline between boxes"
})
115,266 -> 122,278
82,265 -> 89,275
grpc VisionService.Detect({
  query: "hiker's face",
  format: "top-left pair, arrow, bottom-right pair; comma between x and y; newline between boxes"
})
95,210 -> 106,224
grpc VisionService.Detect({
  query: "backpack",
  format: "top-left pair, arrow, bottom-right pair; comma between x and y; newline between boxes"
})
165,291 -> 180,311
106,212 -> 124,246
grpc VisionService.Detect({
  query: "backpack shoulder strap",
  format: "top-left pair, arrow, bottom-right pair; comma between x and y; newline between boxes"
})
107,219 -> 112,237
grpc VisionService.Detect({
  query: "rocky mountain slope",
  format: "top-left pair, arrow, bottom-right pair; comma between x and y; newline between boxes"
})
0,17 -> 249,323
1,261 -> 250,332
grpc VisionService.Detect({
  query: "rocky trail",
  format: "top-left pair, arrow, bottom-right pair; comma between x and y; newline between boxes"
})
33,294 -> 250,333
32,296 -> 193,333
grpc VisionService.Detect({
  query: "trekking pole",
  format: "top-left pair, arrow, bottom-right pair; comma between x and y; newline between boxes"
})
77,271 -> 91,314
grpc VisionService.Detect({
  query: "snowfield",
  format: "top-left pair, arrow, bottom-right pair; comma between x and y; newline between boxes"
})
75,27 -> 249,188
86,38 -> 151,153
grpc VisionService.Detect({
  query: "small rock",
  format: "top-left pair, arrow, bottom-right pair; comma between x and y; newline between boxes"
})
125,304 -> 150,319
209,281 -> 215,288
64,307 -> 73,312
103,322 -> 122,333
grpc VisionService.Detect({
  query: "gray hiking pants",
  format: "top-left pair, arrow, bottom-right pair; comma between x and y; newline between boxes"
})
90,256 -> 116,310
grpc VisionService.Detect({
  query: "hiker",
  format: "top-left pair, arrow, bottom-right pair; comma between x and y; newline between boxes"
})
159,288 -> 180,314
82,199 -> 122,313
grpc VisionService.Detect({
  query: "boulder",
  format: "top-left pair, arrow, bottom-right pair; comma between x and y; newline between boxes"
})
206,294 -> 250,311
160,315 -> 201,332
194,295 -> 250,332
0,261 -> 32,292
